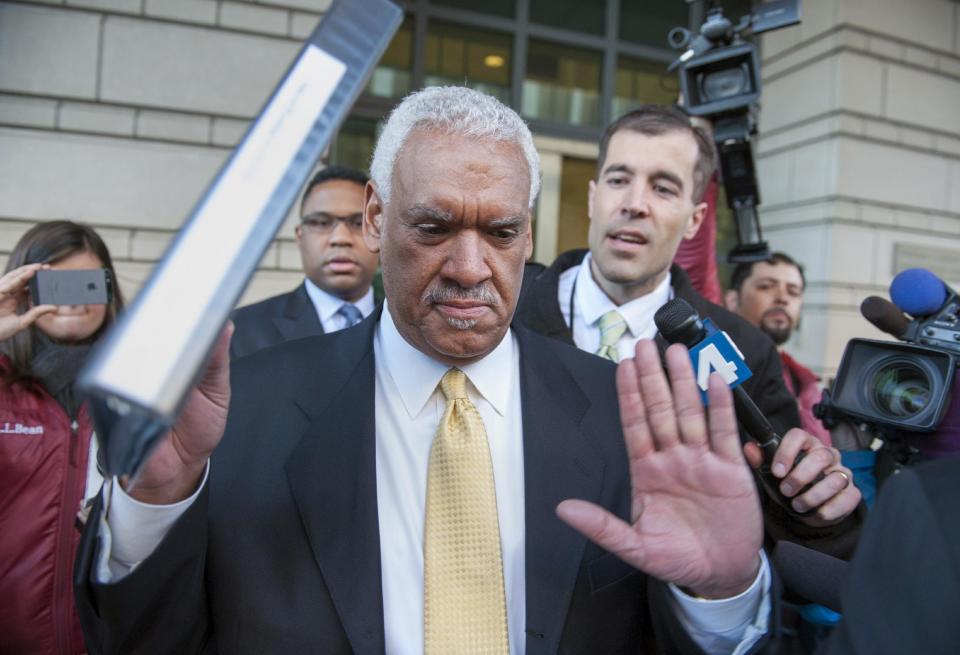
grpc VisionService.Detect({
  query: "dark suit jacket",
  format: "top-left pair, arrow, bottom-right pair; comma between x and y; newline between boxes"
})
515,250 -> 863,558
230,283 -> 324,360
230,283 -> 384,360
820,456 -> 960,655
74,312 -> 772,655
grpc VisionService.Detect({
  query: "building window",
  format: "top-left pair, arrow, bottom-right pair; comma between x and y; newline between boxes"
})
556,156 -> 596,253
430,0 -> 516,19
612,56 -> 676,119
329,118 -> 381,172
367,17 -> 413,99
529,0 -> 605,37
425,21 -> 513,104
523,39 -> 602,127
619,0 -> 688,48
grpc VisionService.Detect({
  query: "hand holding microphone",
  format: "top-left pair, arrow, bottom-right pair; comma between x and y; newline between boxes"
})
654,298 -> 861,526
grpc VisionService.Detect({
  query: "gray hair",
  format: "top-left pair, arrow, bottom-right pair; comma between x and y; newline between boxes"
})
370,86 -> 541,208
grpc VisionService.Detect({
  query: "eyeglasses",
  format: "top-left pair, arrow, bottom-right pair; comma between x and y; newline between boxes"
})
300,212 -> 364,234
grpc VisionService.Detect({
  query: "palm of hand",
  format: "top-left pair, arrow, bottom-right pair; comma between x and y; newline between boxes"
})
624,444 -> 761,595
557,341 -> 764,599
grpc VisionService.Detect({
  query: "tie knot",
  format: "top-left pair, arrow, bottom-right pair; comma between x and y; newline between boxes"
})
598,310 -> 627,339
595,310 -> 628,362
338,303 -> 362,326
439,368 -> 468,401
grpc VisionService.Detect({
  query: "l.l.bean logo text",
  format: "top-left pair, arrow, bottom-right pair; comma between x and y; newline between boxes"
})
0,422 -> 44,435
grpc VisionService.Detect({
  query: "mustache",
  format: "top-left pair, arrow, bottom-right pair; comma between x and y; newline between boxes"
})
422,281 -> 499,305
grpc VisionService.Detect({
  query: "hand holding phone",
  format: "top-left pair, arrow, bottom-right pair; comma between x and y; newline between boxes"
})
0,264 -> 57,341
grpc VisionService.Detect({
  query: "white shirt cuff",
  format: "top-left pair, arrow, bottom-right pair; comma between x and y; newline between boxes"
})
94,463 -> 209,583
667,550 -> 772,655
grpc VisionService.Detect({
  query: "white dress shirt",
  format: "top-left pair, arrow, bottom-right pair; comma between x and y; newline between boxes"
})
557,252 -> 672,361
97,301 -> 770,654
303,277 -> 375,332
374,301 -> 527,654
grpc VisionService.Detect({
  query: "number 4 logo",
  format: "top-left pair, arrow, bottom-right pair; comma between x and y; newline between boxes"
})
696,343 -> 740,390
686,326 -> 752,402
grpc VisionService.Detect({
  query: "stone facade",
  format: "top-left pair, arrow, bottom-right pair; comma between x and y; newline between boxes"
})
0,0 -> 323,306
758,0 -> 960,376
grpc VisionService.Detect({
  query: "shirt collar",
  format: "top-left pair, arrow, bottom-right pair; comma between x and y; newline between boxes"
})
575,251 -> 673,337
304,278 -> 375,323
377,300 -> 514,419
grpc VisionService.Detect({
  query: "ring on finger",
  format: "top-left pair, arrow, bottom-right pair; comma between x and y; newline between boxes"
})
833,469 -> 851,489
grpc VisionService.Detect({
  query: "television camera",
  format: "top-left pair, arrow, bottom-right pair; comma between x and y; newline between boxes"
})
668,0 -> 801,263
815,269 -> 960,473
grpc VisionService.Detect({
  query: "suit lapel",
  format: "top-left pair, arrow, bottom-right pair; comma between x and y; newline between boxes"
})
516,327 -> 605,654
272,283 -> 325,341
284,316 -> 384,654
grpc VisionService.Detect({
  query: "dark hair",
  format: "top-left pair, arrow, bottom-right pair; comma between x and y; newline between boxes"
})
1,220 -> 125,384
728,252 -> 806,293
597,104 -> 717,203
299,165 -> 370,215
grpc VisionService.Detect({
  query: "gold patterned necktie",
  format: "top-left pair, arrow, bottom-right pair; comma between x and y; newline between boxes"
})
595,309 -> 628,362
423,368 -> 509,655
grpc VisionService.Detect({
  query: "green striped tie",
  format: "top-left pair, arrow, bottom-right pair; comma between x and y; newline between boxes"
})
595,310 -> 627,363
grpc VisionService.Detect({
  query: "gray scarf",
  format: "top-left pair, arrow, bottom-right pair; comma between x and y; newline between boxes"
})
30,332 -> 93,421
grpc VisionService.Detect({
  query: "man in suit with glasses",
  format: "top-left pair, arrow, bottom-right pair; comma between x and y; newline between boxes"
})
230,165 -> 381,359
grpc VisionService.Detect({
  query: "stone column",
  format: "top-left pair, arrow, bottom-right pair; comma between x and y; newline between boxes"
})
756,0 -> 960,376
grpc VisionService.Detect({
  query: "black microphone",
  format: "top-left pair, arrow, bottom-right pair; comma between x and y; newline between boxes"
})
772,541 -> 848,613
654,298 -> 821,516
860,295 -> 909,339
655,298 -> 784,461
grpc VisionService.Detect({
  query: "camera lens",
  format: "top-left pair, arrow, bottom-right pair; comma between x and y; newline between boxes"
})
869,360 -> 931,418
700,65 -> 750,100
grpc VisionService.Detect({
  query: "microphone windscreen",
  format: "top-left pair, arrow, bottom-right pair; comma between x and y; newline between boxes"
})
860,296 -> 909,339
890,268 -> 948,317
653,298 -> 704,347
772,541 -> 848,613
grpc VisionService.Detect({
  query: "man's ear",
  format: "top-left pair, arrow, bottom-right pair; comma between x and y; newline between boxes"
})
682,201 -> 708,240
362,181 -> 384,253
723,289 -> 739,312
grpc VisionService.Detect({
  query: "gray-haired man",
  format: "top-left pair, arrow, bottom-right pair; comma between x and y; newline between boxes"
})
76,87 -> 774,654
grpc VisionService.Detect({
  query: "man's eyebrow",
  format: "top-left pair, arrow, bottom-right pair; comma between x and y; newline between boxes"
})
489,214 -> 527,229
301,211 -> 363,220
754,276 -> 801,289
404,205 -> 454,223
600,163 -> 633,178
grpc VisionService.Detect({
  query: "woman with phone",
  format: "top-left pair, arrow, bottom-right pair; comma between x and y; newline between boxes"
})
0,220 -> 125,655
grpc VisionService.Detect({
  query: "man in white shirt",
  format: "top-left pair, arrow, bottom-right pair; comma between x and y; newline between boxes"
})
516,105 -> 863,557
230,165 -> 380,359
76,87 -> 775,655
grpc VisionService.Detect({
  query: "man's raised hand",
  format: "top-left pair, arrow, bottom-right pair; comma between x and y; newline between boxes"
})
557,340 -> 763,599
124,322 -> 233,505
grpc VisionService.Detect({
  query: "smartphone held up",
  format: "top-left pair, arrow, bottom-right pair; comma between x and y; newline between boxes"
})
30,269 -> 112,306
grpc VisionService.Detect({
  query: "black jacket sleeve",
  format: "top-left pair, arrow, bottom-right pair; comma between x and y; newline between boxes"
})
818,460 -> 960,655
74,486 -> 215,655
